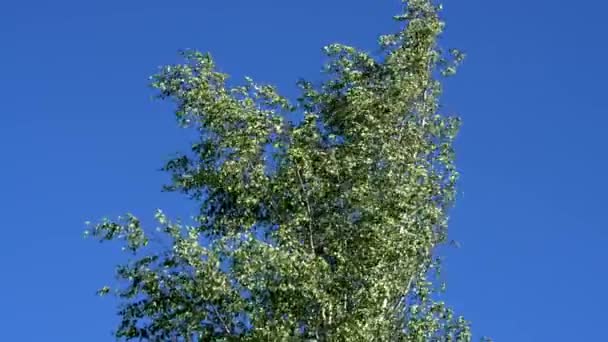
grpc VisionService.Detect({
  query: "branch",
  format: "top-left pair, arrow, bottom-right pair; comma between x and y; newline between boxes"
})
212,306 -> 231,335
296,165 -> 316,255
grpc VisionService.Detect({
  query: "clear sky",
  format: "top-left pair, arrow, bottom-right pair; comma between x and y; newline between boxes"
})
1,0 -> 606,340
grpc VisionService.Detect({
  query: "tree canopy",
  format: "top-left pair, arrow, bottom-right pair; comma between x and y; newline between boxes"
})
88,1 -> 480,340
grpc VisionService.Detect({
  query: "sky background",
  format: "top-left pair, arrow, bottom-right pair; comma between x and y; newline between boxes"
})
1,0 -> 606,340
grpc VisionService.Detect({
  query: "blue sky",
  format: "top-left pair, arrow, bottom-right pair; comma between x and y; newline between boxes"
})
1,0 -> 606,340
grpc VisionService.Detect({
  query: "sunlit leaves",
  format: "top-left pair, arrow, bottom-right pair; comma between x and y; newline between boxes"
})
89,1 -> 479,341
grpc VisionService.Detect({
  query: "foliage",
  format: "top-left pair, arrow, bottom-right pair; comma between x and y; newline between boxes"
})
88,1 -> 480,340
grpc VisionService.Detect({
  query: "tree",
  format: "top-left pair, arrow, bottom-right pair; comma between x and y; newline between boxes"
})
88,1 -> 478,340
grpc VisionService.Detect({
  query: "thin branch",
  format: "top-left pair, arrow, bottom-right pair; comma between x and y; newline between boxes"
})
296,165 -> 316,255
213,306 -> 231,335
